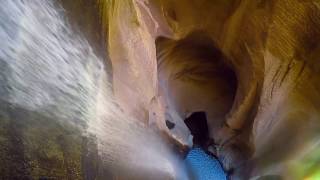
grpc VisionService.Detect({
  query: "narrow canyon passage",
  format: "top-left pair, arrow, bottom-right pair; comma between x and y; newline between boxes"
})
106,0 -> 320,179
156,32 -> 237,143
1,0 -> 320,179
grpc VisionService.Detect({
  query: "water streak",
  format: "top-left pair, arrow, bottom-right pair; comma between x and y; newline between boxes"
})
0,0 -> 185,179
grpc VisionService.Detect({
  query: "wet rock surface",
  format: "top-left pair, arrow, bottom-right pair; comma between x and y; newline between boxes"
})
0,100 -> 90,179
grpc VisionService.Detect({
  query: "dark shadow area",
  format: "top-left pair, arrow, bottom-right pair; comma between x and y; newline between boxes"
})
165,119 -> 175,130
184,112 -> 209,147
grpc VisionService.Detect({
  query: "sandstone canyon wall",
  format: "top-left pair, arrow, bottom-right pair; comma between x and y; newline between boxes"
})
0,0 -> 320,179
105,0 -> 320,179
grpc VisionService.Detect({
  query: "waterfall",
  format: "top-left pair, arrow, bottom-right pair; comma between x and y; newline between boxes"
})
0,0 -> 186,179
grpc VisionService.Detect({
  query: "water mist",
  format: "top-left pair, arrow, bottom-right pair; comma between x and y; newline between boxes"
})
0,0 -> 187,179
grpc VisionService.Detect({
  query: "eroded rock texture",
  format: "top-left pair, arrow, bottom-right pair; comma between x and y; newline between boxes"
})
105,0 -> 320,179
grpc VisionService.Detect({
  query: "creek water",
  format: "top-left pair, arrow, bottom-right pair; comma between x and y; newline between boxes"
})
0,0 -> 187,179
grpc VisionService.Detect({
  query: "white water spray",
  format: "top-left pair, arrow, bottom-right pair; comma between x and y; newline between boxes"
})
0,0 -> 187,179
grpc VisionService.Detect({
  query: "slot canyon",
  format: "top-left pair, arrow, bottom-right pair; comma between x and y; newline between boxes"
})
1,0 -> 320,179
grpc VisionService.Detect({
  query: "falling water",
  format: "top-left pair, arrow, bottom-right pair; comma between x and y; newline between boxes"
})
0,0 -> 186,179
